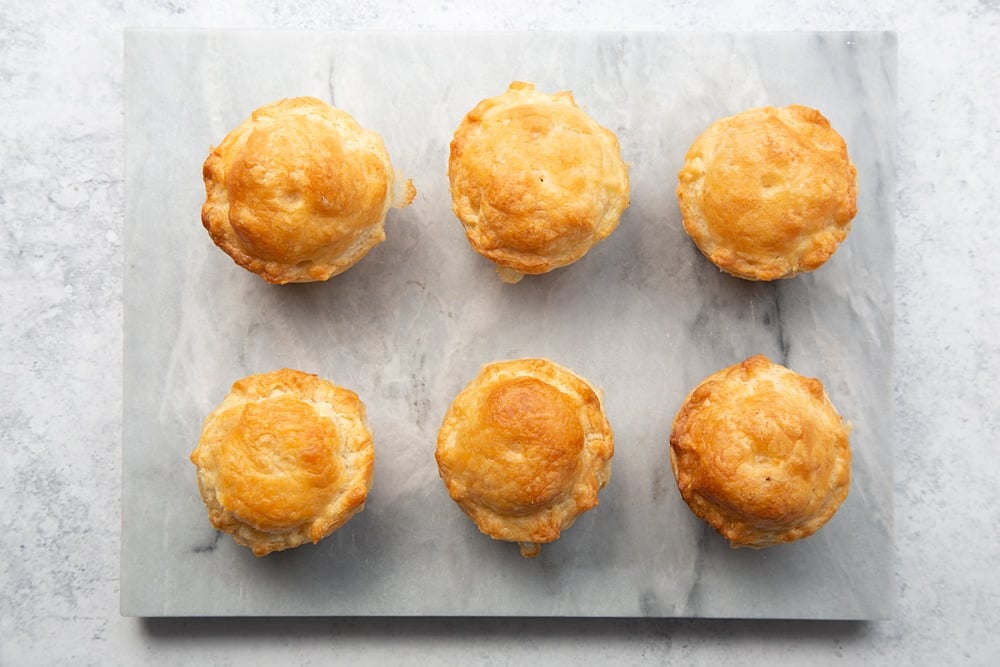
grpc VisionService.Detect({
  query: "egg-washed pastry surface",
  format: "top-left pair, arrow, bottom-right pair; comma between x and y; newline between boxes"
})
448,81 -> 630,283
190,368 -> 375,556
435,358 -> 614,557
201,96 -> 414,284
669,355 -> 851,548
677,105 -> 857,281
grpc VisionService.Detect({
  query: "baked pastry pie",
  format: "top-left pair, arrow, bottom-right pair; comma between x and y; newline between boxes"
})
668,355 -> 851,548
435,358 -> 614,557
448,81 -> 630,283
676,105 -> 857,280
190,368 -> 375,556
201,96 -> 415,284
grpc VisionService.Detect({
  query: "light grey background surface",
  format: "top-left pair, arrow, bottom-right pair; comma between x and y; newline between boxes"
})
3,0 -> 998,664
121,30 -> 894,619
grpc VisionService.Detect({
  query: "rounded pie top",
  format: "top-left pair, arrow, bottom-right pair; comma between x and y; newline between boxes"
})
201,96 -> 414,284
676,105 -> 857,280
669,355 -> 851,548
190,368 -> 374,556
435,358 -> 614,557
448,82 -> 630,283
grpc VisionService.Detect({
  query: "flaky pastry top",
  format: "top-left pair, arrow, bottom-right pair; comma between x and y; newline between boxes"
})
435,358 -> 614,557
448,82 -> 630,283
677,105 -> 857,280
190,368 -> 374,556
669,355 -> 851,548
202,96 -> 414,284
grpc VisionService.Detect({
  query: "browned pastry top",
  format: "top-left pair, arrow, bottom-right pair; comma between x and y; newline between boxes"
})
436,358 -> 614,557
449,82 -> 629,283
669,355 -> 851,548
191,368 -> 375,556
677,105 -> 857,280
202,96 -> 413,283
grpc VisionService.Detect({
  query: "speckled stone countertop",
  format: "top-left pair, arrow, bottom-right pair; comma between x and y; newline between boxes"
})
3,1 -> 998,664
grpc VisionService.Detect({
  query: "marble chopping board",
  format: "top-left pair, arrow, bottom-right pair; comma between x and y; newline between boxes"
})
121,30 -> 895,618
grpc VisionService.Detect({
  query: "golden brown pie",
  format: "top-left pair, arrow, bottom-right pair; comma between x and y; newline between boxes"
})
435,358 -> 614,557
677,105 -> 857,280
669,355 -> 851,548
448,82 -> 630,283
202,96 -> 414,284
190,368 -> 375,556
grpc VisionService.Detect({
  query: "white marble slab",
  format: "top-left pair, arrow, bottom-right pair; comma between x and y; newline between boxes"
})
122,30 -> 895,618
